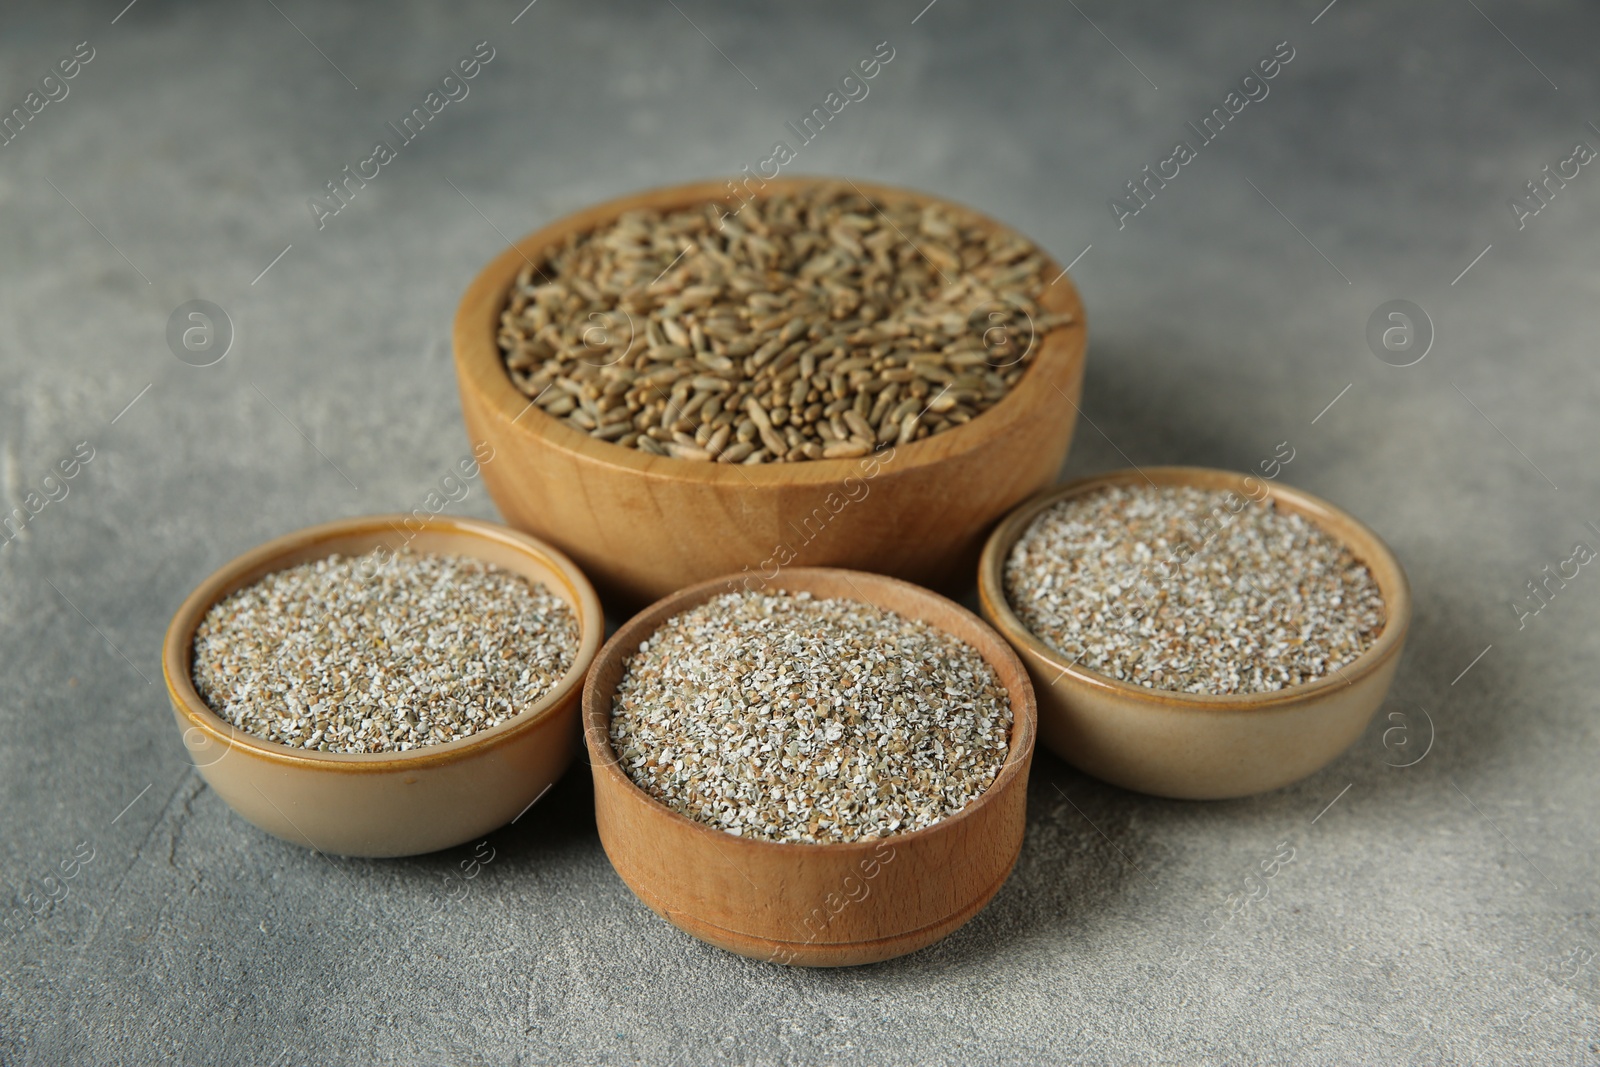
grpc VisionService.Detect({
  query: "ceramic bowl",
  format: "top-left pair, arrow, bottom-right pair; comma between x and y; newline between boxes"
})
162,514 -> 603,857
581,567 -> 1037,966
977,467 -> 1411,800
453,176 -> 1088,608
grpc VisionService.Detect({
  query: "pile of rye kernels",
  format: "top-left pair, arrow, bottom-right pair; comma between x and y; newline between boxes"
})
190,548 -> 579,753
1004,485 -> 1387,695
497,184 -> 1073,463
609,590 -> 1014,843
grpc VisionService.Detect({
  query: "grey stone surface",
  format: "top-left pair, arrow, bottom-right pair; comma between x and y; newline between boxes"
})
2,0 -> 1597,1063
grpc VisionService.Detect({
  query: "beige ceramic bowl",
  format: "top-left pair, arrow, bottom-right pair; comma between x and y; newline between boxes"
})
582,568 -> 1037,966
162,514 -> 604,857
453,176 -> 1088,609
977,467 -> 1410,800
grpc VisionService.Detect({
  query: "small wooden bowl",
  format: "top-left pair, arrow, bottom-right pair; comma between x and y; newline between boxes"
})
453,176 -> 1088,608
581,568 -> 1037,966
162,515 -> 604,857
977,468 -> 1411,800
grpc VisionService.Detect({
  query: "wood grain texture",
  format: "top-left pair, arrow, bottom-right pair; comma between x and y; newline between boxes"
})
977,468 -> 1412,799
162,515 -> 604,857
453,176 -> 1088,609
581,567 -> 1038,966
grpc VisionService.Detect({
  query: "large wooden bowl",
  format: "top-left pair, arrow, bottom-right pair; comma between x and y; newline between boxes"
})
162,515 -> 604,857
582,568 -> 1038,966
453,177 -> 1088,608
978,468 -> 1411,800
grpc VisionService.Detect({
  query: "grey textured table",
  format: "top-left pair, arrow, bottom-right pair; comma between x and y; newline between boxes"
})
3,1 -> 1597,1063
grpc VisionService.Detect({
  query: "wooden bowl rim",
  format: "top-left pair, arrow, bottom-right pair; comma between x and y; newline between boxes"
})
581,566 -> 1038,854
452,174 -> 1088,488
162,514 -> 605,773
977,466 -> 1412,713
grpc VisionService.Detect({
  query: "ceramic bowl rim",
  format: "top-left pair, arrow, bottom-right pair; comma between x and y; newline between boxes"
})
162,513 -> 605,773
976,466 -> 1412,714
